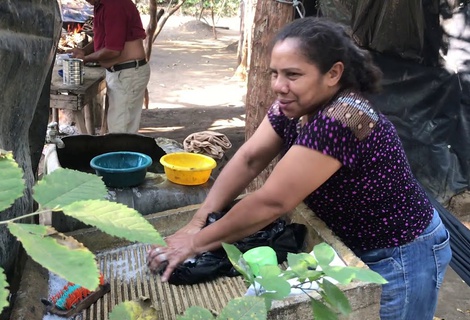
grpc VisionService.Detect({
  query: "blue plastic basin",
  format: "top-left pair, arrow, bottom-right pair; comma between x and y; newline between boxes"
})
90,151 -> 153,188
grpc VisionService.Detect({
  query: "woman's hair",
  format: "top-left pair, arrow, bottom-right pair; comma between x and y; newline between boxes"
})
273,17 -> 382,93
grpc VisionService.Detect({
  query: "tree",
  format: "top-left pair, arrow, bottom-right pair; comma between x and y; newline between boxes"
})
143,0 -> 188,109
244,0 -> 294,191
233,0 -> 252,82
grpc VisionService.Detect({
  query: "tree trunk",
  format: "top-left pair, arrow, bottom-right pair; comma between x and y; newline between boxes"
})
233,0 -> 253,82
236,0 -> 245,65
244,0 -> 293,191
152,0 -> 188,44
210,0 -> 217,39
145,1 -> 165,62
143,0 -> 185,110
144,0 -> 165,110
0,0 -> 61,304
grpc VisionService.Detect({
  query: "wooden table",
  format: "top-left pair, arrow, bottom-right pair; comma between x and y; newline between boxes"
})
50,64 -> 106,135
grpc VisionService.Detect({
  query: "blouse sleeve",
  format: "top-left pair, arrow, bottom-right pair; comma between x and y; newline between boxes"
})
296,114 -> 361,169
267,102 -> 290,138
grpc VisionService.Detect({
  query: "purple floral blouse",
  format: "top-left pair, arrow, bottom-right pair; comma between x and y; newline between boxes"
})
268,89 -> 433,251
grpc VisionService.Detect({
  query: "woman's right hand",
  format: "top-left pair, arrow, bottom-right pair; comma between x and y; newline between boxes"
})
147,232 -> 198,281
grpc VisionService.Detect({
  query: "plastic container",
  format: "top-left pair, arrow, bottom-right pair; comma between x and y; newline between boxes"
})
90,151 -> 152,188
159,152 -> 216,186
243,246 -> 278,276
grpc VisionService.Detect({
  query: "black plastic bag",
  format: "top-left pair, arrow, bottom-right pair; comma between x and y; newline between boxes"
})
165,207 -> 307,285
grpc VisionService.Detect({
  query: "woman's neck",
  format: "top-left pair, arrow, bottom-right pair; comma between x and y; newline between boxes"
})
305,86 -> 343,120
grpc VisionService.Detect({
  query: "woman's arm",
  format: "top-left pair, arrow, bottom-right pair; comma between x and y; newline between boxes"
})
190,144 -> 343,253
150,143 -> 342,281
187,116 -> 284,228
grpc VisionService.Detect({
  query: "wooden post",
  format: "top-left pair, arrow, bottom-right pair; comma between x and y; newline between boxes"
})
244,0 -> 293,192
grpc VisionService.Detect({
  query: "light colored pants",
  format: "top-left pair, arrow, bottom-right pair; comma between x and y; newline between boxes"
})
105,63 -> 150,133
355,209 -> 452,320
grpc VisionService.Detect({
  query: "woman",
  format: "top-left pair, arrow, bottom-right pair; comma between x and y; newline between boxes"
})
147,17 -> 452,319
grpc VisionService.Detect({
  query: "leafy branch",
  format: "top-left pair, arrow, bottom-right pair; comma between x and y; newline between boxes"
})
0,151 -> 166,314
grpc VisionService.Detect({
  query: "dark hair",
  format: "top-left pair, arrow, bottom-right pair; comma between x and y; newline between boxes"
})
273,17 -> 382,93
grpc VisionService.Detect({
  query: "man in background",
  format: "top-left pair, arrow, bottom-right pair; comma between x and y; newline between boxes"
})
71,0 -> 150,133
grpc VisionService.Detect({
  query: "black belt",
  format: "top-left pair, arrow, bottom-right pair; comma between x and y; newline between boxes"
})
106,59 -> 147,72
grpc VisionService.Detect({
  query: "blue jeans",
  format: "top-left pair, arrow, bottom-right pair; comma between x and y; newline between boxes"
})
355,209 -> 452,320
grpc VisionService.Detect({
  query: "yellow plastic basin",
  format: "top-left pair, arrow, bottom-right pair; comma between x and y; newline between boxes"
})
160,152 -> 217,185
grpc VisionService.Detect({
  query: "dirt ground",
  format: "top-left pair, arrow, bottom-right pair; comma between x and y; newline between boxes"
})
134,14 -> 470,319
139,15 -> 246,173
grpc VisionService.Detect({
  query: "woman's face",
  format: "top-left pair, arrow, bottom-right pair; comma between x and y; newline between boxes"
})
269,38 -> 341,119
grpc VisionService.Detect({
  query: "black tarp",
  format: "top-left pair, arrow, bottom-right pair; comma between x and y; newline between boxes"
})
368,54 -> 470,203
312,0 -> 470,203
315,0 -> 463,66
308,0 -> 470,285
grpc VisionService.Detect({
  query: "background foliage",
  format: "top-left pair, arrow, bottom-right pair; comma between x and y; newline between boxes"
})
133,0 -> 240,18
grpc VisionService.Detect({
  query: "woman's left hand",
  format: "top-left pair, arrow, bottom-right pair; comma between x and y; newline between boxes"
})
146,232 -> 198,282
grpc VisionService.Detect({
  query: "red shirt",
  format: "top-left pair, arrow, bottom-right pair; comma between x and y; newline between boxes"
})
93,0 -> 146,52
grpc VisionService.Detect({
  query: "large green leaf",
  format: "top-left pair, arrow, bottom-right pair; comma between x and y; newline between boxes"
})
311,299 -> 338,320
7,223 -> 99,291
321,266 -> 387,285
350,267 -> 387,284
33,168 -> 107,209
109,298 -> 158,320
256,276 -> 291,301
223,243 -> 254,283
223,243 -> 243,266
287,252 -> 318,276
177,306 -> 216,320
313,243 -> 336,268
304,270 -> 324,282
256,265 -> 290,299
217,296 -> 267,320
0,151 -> 25,213
62,200 -> 165,245
321,266 -> 356,285
321,279 -> 351,315
258,265 -> 282,278
280,269 -> 298,281
0,268 -> 9,315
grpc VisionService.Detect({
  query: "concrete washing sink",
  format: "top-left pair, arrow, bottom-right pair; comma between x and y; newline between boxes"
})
10,202 -> 381,319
